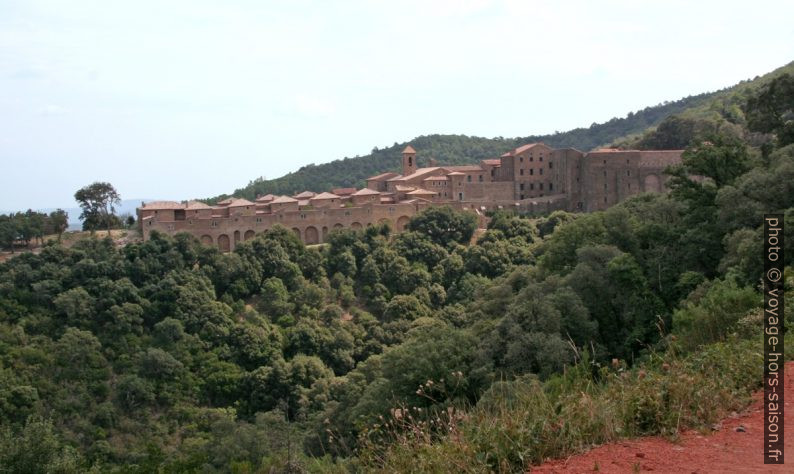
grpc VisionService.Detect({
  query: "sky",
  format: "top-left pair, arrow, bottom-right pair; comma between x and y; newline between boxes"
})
1,0 -> 793,211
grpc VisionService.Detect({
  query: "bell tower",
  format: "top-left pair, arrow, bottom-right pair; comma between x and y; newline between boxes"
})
402,145 -> 417,176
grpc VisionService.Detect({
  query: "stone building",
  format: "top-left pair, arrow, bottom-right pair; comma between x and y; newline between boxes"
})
138,143 -> 682,251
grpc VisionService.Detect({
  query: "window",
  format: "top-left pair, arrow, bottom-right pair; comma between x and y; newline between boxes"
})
458,192 -> 463,201
628,183 -> 631,190
627,170 -> 631,176
467,175 -> 472,182
603,170 -> 607,176
549,161 -> 553,169
520,194 -> 524,199
530,156 -> 534,162
530,169 -> 534,175
539,156 -> 543,162
540,168 -> 544,175
520,169 -> 524,176
520,183 -> 525,190
604,183 -> 607,189
256,217 -> 262,223
539,183 -> 544,190
408,156 -> 412,166
549,183 -> 553,191
520,156 -> 524,163
478,175 -> 483,182
530,183 -> 534,190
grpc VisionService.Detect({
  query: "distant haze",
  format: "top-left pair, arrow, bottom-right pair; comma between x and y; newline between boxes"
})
2,199 -> 153,228
1,0 -> 793,211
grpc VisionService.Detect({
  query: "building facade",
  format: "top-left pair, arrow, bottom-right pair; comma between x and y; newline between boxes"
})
138,143 -> 682,251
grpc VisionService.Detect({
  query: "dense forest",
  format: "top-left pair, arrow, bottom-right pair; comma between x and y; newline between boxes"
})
207,62 -> 794,204
1,70 -> 793,472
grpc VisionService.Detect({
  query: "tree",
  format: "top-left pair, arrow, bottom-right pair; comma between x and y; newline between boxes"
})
0,215 -> 18,252
406,206 -> 478,247
48,209 -> 69,243
74,181 -> 121,234
745,73 -> 794,147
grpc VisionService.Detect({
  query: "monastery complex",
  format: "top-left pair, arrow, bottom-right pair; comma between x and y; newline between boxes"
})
137,143 -> 683,251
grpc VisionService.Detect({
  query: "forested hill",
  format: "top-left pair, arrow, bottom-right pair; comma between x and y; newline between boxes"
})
210,60 -> 793,203
210,93 -> 714,202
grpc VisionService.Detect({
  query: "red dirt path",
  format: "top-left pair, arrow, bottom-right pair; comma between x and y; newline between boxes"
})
531,362 -> 793,473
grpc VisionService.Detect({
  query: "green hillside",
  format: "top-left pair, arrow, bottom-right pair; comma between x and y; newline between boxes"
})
210,61 -> 793,203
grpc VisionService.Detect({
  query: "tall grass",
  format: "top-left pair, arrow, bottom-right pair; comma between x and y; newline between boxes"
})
356,333 -> 779,473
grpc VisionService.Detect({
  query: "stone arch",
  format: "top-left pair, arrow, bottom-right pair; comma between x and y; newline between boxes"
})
217,234 -> 230,252
291,227 -> 301,240
333,223 -> 343,229
304,226 -> 319,244
396,216 -> 410,231
244,230 -> 255,241
351,222 -> 363,230
322,226 -> 328,242
643,174 -> 661,193
200,235 -> 213,246
233,230 -> 241,246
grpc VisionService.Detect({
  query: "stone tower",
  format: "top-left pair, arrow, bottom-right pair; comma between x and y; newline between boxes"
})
402,145 -> 417,176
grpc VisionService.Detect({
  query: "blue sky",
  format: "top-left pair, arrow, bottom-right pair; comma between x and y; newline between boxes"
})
2,0 -> 793,211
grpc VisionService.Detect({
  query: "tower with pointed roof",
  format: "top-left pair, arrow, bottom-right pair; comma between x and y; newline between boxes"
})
402,145 -> 417,177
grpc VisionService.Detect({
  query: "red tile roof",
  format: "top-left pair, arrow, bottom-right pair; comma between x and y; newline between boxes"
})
142,201 -> 183,210
403,145 -> 416,153
271,195 -> 298,204
368,172 -> 400,181
481,159 -> 502,166
227,198 -> 254,207
311,192 -> 340,200
352,188 -> 381,196
423,175 -> 449,181
293,191 -> 316,199
445,165 -> 484,172
185,200 -> 212,210
395,185 -> 416,192
332,187 -> 357,196
255,194 -> 276,202
407,188 -> 436,195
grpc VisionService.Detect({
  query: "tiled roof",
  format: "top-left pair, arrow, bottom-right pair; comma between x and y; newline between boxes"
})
311,192 -> 340,200
368,172 -> 400,181
227,198 -> 254,207
481,159 -> 501,166
352,188 -> 381,196
294,191 -> 316,199
445,165 -> 484,172
395,185 -> 416,192
142,201 -> 183,210
332,187 -> 357,196
407,188 -> 436,195
423,175 -> 449,181
185,200 -> 212,210
397,167 -> 441,181
216,198 -> 235,206
271,195 -> 298,204
403,145 -> 416,153
447,171 -> 465,176
255,194 -> 275,202
502,142 -> 546,157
